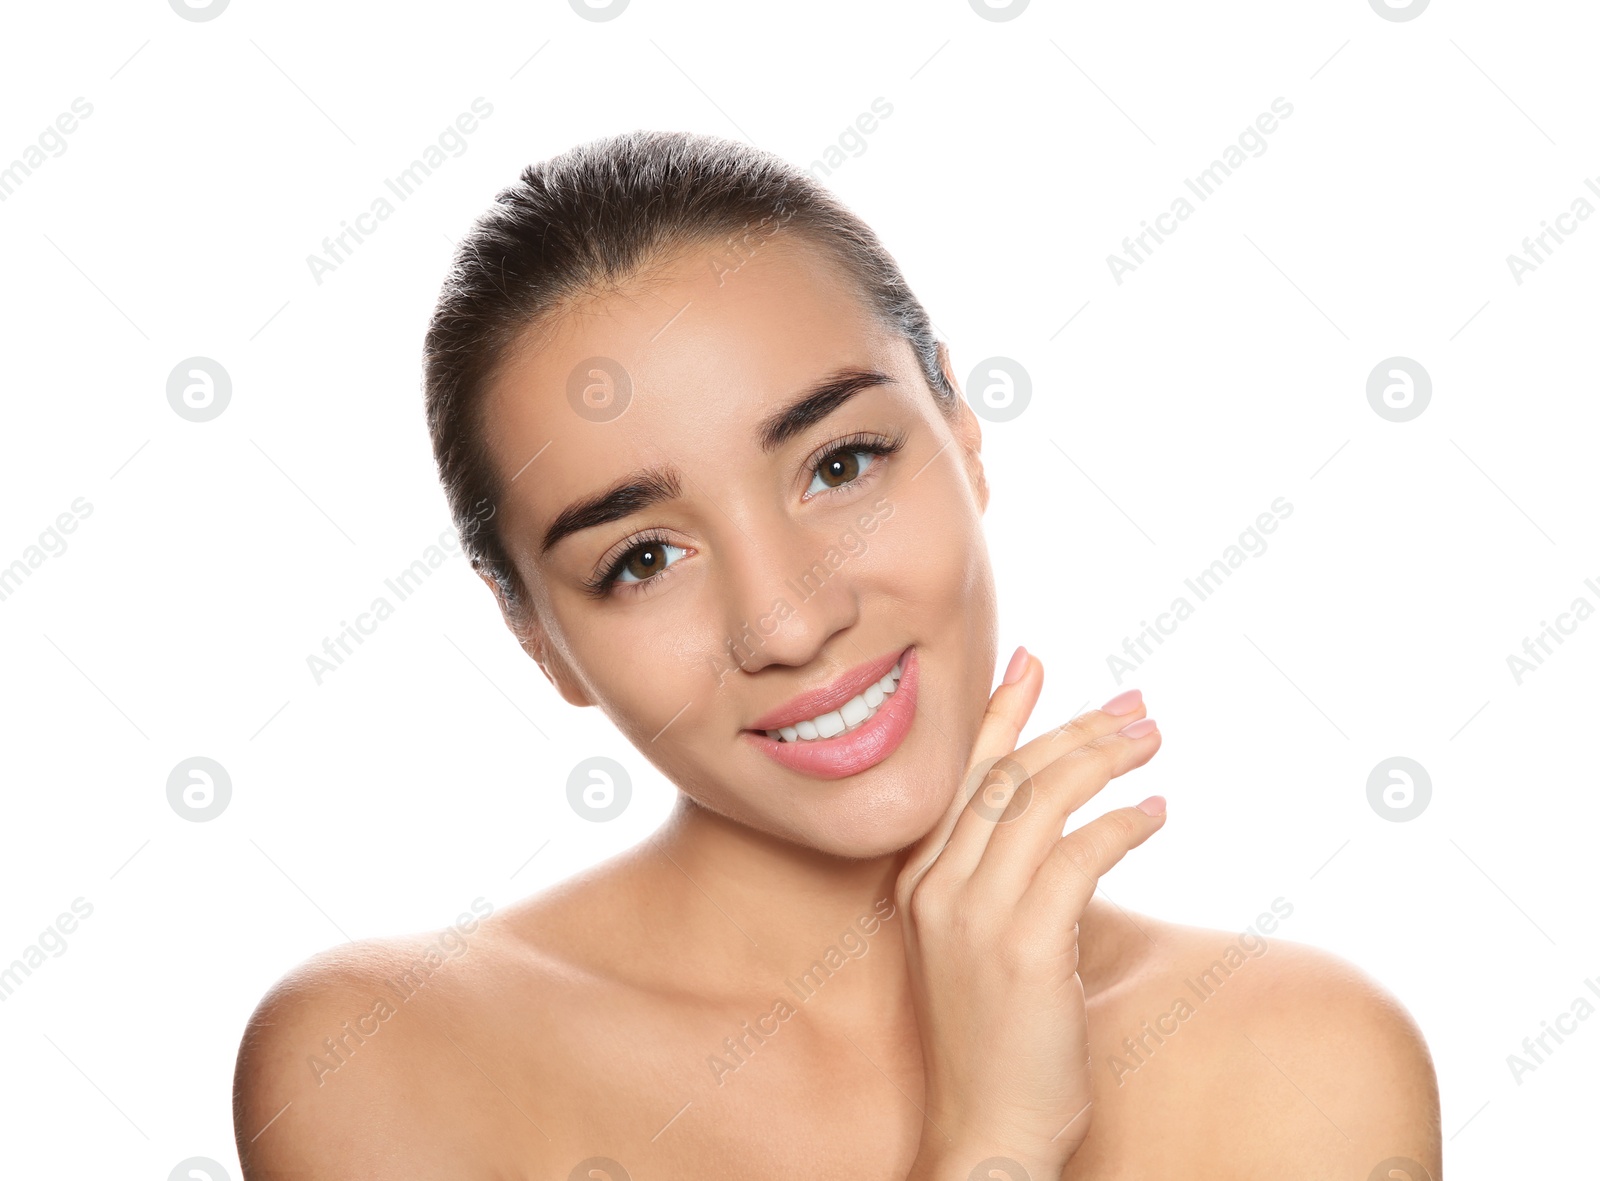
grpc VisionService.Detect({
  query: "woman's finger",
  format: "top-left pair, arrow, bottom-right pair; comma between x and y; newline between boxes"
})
899,647 -> 1042,893
971,721 -> 1162,899
916,668 -> 1149,889
1015,798 -> 1168,932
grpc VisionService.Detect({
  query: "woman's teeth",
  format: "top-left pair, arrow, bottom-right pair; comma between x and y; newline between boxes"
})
765,656 -> 903,743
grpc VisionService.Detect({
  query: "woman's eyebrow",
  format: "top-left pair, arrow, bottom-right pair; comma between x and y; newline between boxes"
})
540,368 -> 892,555
756,368 -> 895,453
541,466 -> 682,554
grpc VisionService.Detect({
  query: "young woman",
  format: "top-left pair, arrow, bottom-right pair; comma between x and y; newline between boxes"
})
234,130 -> 1442,1180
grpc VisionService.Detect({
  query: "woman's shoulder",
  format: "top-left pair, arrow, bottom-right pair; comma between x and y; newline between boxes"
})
1095,909 -> 1441,1177
231,886 -> 616,1179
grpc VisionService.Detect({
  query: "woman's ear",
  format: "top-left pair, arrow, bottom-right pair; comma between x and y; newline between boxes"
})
475,567 -> 594,708
938,342 -> 989,514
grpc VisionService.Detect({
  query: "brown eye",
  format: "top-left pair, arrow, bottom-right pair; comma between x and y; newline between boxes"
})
598,537 -> 684,588
803,436 -> 901,499
622,544 -> 670,581
592,538 -> 687,596
815,449 -> 864,490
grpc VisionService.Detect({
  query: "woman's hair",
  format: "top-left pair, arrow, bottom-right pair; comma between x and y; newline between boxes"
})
423,128 -> 956,618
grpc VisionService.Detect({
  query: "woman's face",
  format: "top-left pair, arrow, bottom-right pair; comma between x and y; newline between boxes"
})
481,234 -> 998,858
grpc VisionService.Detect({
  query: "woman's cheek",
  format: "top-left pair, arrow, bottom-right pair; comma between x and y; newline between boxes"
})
867,481 -> 987,612
868,473 -> 998,729
576,593 -> 712,739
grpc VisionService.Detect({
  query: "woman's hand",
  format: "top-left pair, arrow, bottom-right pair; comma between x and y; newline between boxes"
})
897,649 -> 1165,1180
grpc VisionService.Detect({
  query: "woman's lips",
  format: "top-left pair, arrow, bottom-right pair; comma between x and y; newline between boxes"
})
746,645 -> 907,732
742,647 -> 919,779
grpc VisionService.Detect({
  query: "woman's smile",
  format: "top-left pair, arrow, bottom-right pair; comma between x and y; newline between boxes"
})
741,645 -> 919,779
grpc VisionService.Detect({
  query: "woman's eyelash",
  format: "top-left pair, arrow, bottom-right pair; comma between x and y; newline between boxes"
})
825,430 -> 904,457
584,430 -> 906,597
809,431 -> 906,478
585,530 -> 675,599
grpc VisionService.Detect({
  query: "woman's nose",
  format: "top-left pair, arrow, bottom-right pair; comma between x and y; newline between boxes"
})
711,517 -> 862,676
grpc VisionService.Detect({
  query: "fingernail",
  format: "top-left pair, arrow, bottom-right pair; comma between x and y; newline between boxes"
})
1119,718 -> 1158,738
1137,795 -> 1166,816
1002,646 -> 1029,686
1101,688 -> 1142,716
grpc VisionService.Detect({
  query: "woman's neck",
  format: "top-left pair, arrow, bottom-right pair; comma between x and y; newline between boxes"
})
628,793 -> 1141,1008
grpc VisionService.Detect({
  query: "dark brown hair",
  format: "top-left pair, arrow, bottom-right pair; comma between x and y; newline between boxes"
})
423,128 -> 956,618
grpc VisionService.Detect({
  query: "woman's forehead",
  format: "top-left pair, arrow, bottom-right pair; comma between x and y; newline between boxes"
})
484,239 -> 902,460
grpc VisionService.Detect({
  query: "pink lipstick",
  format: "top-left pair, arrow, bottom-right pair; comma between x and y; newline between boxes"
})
742,646 -> 918,779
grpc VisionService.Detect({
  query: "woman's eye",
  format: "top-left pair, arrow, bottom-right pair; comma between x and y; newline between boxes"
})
806,448 -> 876,497
614,541 -> 686,585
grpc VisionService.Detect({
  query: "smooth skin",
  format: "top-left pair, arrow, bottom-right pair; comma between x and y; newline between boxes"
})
234,234 -> 1442,1179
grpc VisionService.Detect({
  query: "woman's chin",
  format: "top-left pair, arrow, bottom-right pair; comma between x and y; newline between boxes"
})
790,779 -> 956,860
676,728 -> 970,859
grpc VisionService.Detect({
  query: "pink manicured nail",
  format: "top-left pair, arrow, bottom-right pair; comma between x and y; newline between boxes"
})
1119,717 -> 1158,738
1137,795 -> 1166,816
1002,646 -> 1029,685
1101,688 -> 1142,716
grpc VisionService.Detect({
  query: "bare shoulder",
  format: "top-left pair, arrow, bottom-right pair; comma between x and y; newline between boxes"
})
232,900 -> 565,1180
231,858 -> 660,1181
1094,909 -> 1442,1179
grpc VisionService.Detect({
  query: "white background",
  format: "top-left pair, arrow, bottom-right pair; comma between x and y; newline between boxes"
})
1,0 -> 1595,1175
